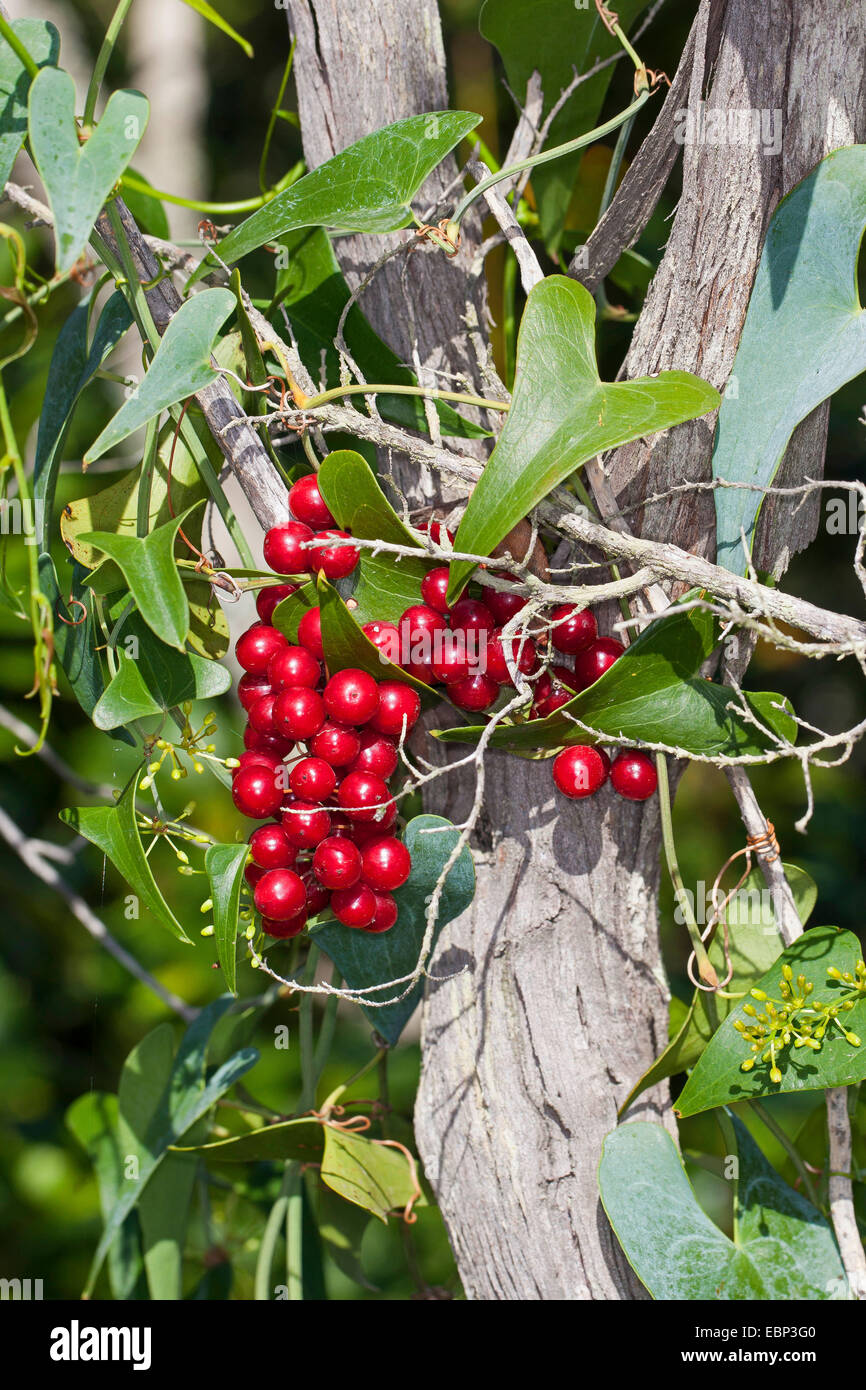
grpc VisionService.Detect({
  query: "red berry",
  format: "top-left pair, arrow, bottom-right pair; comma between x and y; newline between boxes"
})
235,749 -> 282,775
369,681 -> 421,737
364,891 -> 398,933
232,765 -> 283,819
281,800 -> 331,849
256,583 -> 297,625
313,836 -> 362,890
273,686 -> 326,741
289,474 -> 336,529
484,574 -> 527,626
362,620 -> 400,665
245,862 -> 266,889
449,672 -> 499,712
532,665 -> 580,718
449,598 -> 495,637
331,883 -> 377,929
399,605 -> 448,674
253,868 -> 306,920
551,604 -> 597,656
430,633 -> 472,685
573,638 -> 625,690
323,668 -> 380,725
297,607 -> 323,660
338,771 -> 394,823
263,521 -> 314,575
249,822 -> 296,869
610,751 -> 657,801
310,529 -> 360,579
552,746 -> 609,800
360,836 -> 411,892
300,869 -> 330,916
349,729 -> 398,779
243,726 -> 294,758
289,757 -> 337,801
420,567 -> 451,614
402,659 -> 436,685
248,692 -> 281,736
310,721 -> 361,766
268,644 -> 321,691
484,630 -> 539,686
351,803 -> 397,842
417,519 -> 455,548
261,910 -> 307,939
237,670 -> 272,712
236,623 -> 287,675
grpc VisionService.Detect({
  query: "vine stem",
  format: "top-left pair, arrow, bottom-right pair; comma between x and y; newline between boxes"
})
120,168 -> 304,215
655,752 -> 718,988
302,381 -> 509,414
0,15 -> 39,79
83,0 -> 134,128
319,1045 -> 388,1118
259,41 -> 296,195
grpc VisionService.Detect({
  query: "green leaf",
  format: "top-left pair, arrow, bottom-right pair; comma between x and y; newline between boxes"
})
120,167 -> 170,238
598,1119 -> 847,1300
316,574 -> 439,706
0,19 -> 59,189
315,1185 -> 378,1291
79,504 -> 201,649
59,768 -> 193,945
714,146 -> 866,572
110,611 -> 231,708
92,655 -> 164,729
321,1128 -> 424,1224
29,67 -> 148,272
435,605 -> 796,758
204,843 -> 250,997
181,0 -> 253,58
34,290 -> 133,550
480,0 -> 647,249
314,815 -> 475,1044
84,288 -> 236,462
175,1117 -> 325,1164
66,1092 -> 145,1300
620,863 -> 816,1113
215,111 -> 481,267
675,926 -> 866,1118
448,277 -> 721,601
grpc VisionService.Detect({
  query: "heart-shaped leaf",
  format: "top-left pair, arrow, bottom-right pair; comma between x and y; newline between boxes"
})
314,815 -> 475,1044
215,110 -> 481,268
204,842 -> 250,997
84,288 -> 236,463
598,1119 -> 847,1300
448,277 -> 720,602
0,18 -> 59,188
29,67 -> 149,272
435,606 -> 796,758
675,926 -> 866,1118
714,146 -> 866,572
59,768 -> 192,944
175,1117 -> 325,1165
321,1128 -> 425,1224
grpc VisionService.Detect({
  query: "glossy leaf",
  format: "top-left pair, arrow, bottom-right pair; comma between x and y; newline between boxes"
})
714,147 -> 866,572
0,18 -> 59,187
216,110 -> 481,266
29,67 -> 148,272
599,1120 -> 846,1300
176,1117 -> 325,1164
181,0 -> 252,57
321,1128 -> 424,1224
92,655 -> 164,729
59,768 -> 193,945
204,843 -> 250,997
66,1092 -> 145,1301
110,612 -> 231,707
435,605 -> 796,758
621,863 -> 816,1113
316,574 -> 439,706
675,926 -> 866,1118
85,288 -> 236,462
448,277 -> 721,600
314,815 -> 475,1044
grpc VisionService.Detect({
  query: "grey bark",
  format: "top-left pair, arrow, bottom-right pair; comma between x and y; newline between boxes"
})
287,0 -> 866,1300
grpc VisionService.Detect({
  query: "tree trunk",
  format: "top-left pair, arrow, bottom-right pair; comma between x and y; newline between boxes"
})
287,0 -> 866,1300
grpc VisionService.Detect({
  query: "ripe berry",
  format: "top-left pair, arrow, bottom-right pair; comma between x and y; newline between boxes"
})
289,757 -> 337,801
610,751 -> 657,801
289,474 -> 336,529
261,910 -> 307,939
297,607 -> 324,660
232,765 -> 283,819
323,668 -> 379,725
448,672 -> 499,712
532,665 -> 579,718
360,836 -> 411,892
237,671 -> 272,712
362,620 -> 400,665
273,686 -> 326,741
552,745 -> 609,800
430,633 -> 471,685
369,681 -> 421,737
551,604 -> 597,656
484,574 -> 527,626
254,868 -> 306,920
331,883 -> 377,929
399,604 -> 448,652
349,730 -> 398,779
484,631 -> 539,686
573,637 -> 625,690
310,721 -> 361,766
310,529 -> 360,579
236,749 -> 282,775
449,598 -> 495,636
300,869 -> 330,916
351,803 -> 397,841
236,623 -> 287,674
313,836 -> 362,890
249,822 -> 296,869
402,658 -> 436,685
256,583 -> 297,625
417,519 -> 455,548
365,891 -> 398,933
338,771 -> 394,823
268,644 -> 321,691
248,692 -> 281,736
281,800 -> 332,849
420,567 -> 451,614
263,521 -> 314,575
245,862 -> 266,889
243,726 -> 294,758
